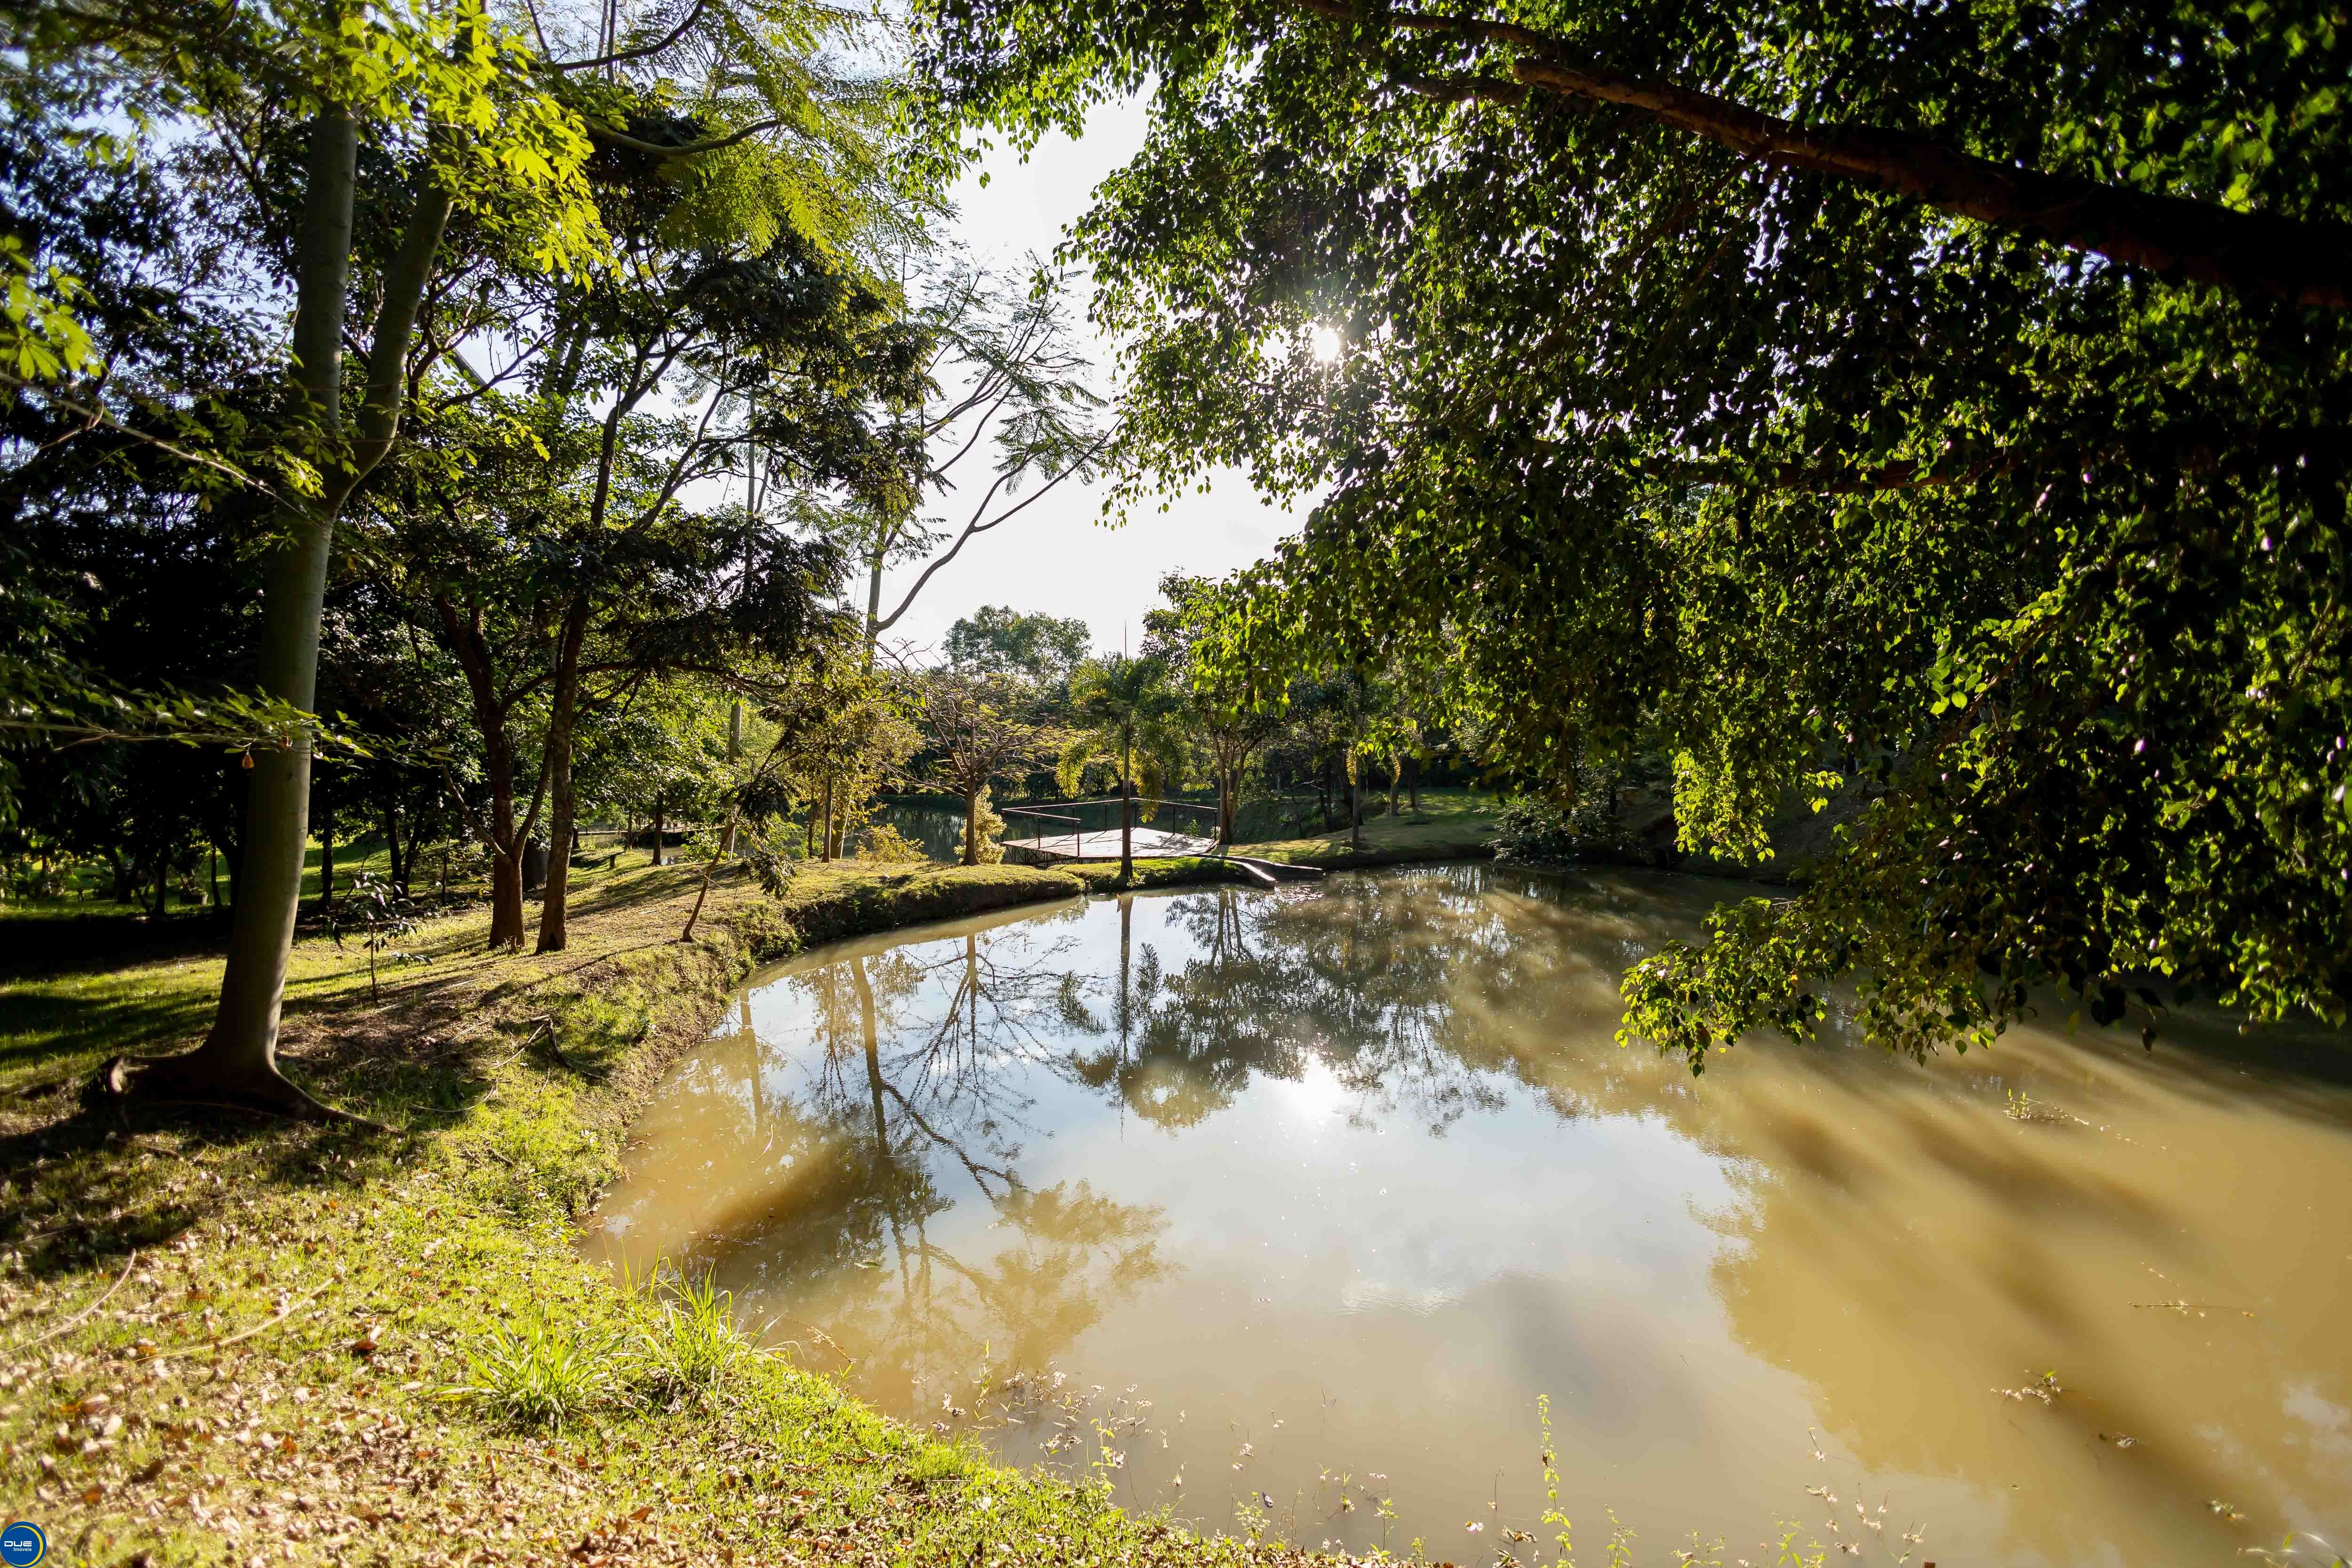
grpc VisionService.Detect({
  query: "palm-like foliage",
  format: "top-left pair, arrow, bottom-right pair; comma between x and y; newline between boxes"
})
1059,654 -> 1181,881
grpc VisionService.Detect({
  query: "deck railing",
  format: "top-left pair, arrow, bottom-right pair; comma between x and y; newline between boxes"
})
999,796 -> 1223,859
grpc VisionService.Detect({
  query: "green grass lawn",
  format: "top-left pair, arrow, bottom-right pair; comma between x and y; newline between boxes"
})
1244,786 -> 1502,868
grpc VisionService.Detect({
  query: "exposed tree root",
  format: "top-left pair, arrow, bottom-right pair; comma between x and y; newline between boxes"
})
95,1051 -> 390,1132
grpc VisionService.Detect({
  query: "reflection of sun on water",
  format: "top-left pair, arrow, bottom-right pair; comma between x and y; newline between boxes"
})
1272,1055 -> 1351,1129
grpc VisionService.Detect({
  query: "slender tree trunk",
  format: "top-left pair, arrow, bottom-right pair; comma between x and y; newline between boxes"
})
154,859 -> 168,920
963,787 -> 980,867
209,847 -> 221,909
384,805 -> 404,895
159,118 -> 452,1113
438,600 -> 528,947
166,105 -> 361,1107
679,798 -> 739,942
728,700 -> 742,762
1120,723 -> 1134,882
489,850 -> 523,936
651,806 -> 665,867
536,740 -> 575,951
477,731 -> 527,947
487,804 -> 525,946
535,604 -> 589,953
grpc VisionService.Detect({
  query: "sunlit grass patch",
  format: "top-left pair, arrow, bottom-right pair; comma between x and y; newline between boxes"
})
631,1264 -> 757,1404
446,1307 -> 631,1431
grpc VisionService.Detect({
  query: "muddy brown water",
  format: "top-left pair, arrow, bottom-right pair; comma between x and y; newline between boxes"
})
587,866 -> 2352,1566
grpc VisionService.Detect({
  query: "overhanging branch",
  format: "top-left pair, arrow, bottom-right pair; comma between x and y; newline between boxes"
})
585,116 -> 789,159
1316,0 -> 2352,309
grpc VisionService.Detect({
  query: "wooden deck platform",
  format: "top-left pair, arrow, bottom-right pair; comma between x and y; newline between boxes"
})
1002,827 -> 1218,863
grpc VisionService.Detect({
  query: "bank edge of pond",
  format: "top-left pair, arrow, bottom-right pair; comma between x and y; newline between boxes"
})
0,859 -> 1412,1568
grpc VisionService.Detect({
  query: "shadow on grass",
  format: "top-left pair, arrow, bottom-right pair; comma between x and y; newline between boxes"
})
0,972 -> 218,1086
0,1026 -> 522,1283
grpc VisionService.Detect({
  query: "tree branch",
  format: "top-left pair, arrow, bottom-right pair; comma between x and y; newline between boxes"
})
547,0 -> 707,72
872,436 -> 1108,634
1314,0 -> 2352,308
584,115 -> 789,160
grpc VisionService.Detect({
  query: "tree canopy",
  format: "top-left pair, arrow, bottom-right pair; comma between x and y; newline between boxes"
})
915,0 -> 2352,1061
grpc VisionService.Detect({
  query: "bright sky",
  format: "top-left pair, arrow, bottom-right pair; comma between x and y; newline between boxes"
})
875,102 -> 1306,661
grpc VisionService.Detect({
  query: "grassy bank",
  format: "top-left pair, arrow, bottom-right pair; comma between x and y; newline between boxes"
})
1245,789 -> 1500,870
0,857 -> 1366,1568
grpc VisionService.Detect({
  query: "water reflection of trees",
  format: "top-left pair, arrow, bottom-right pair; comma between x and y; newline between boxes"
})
678,914 -> 1174,1418
658,870 -> 1732,1410
1106,868 -> 1686,1134
614,868 -> 2352,1560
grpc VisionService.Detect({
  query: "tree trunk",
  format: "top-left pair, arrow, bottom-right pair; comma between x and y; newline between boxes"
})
1120,724 -> 1134,882
535,604 -> 589,954
383,804 -> 405,895
209,847 -> 221,909
651,805 -> 665,867
1387,758 -> 1401,820
679,798 -> 740,943
437,596 -> 530,947
478,725 -> 526,948
727,699 -> 742,762
159,117 -> 452,1115
154,859 -> 169,920
487,841 -> 525,948
535,746 -> 575,951
963,788 -> 980,867
167,105 -> 361,1110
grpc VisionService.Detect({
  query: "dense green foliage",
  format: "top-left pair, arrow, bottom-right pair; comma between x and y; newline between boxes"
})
915,0 -> 2352,1062
946,604 -> 1093,685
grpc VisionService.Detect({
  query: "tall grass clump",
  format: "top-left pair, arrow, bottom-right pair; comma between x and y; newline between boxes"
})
634,1264 -> 758,1404
445,1309 -> 629,1430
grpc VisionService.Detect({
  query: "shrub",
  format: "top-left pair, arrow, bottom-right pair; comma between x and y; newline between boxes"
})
952,785 -> 1006,865
859,821 -> 933,864
739,822 -> 803,896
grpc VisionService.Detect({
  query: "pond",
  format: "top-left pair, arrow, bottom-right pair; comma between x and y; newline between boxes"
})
587,866 -> 2352,1566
